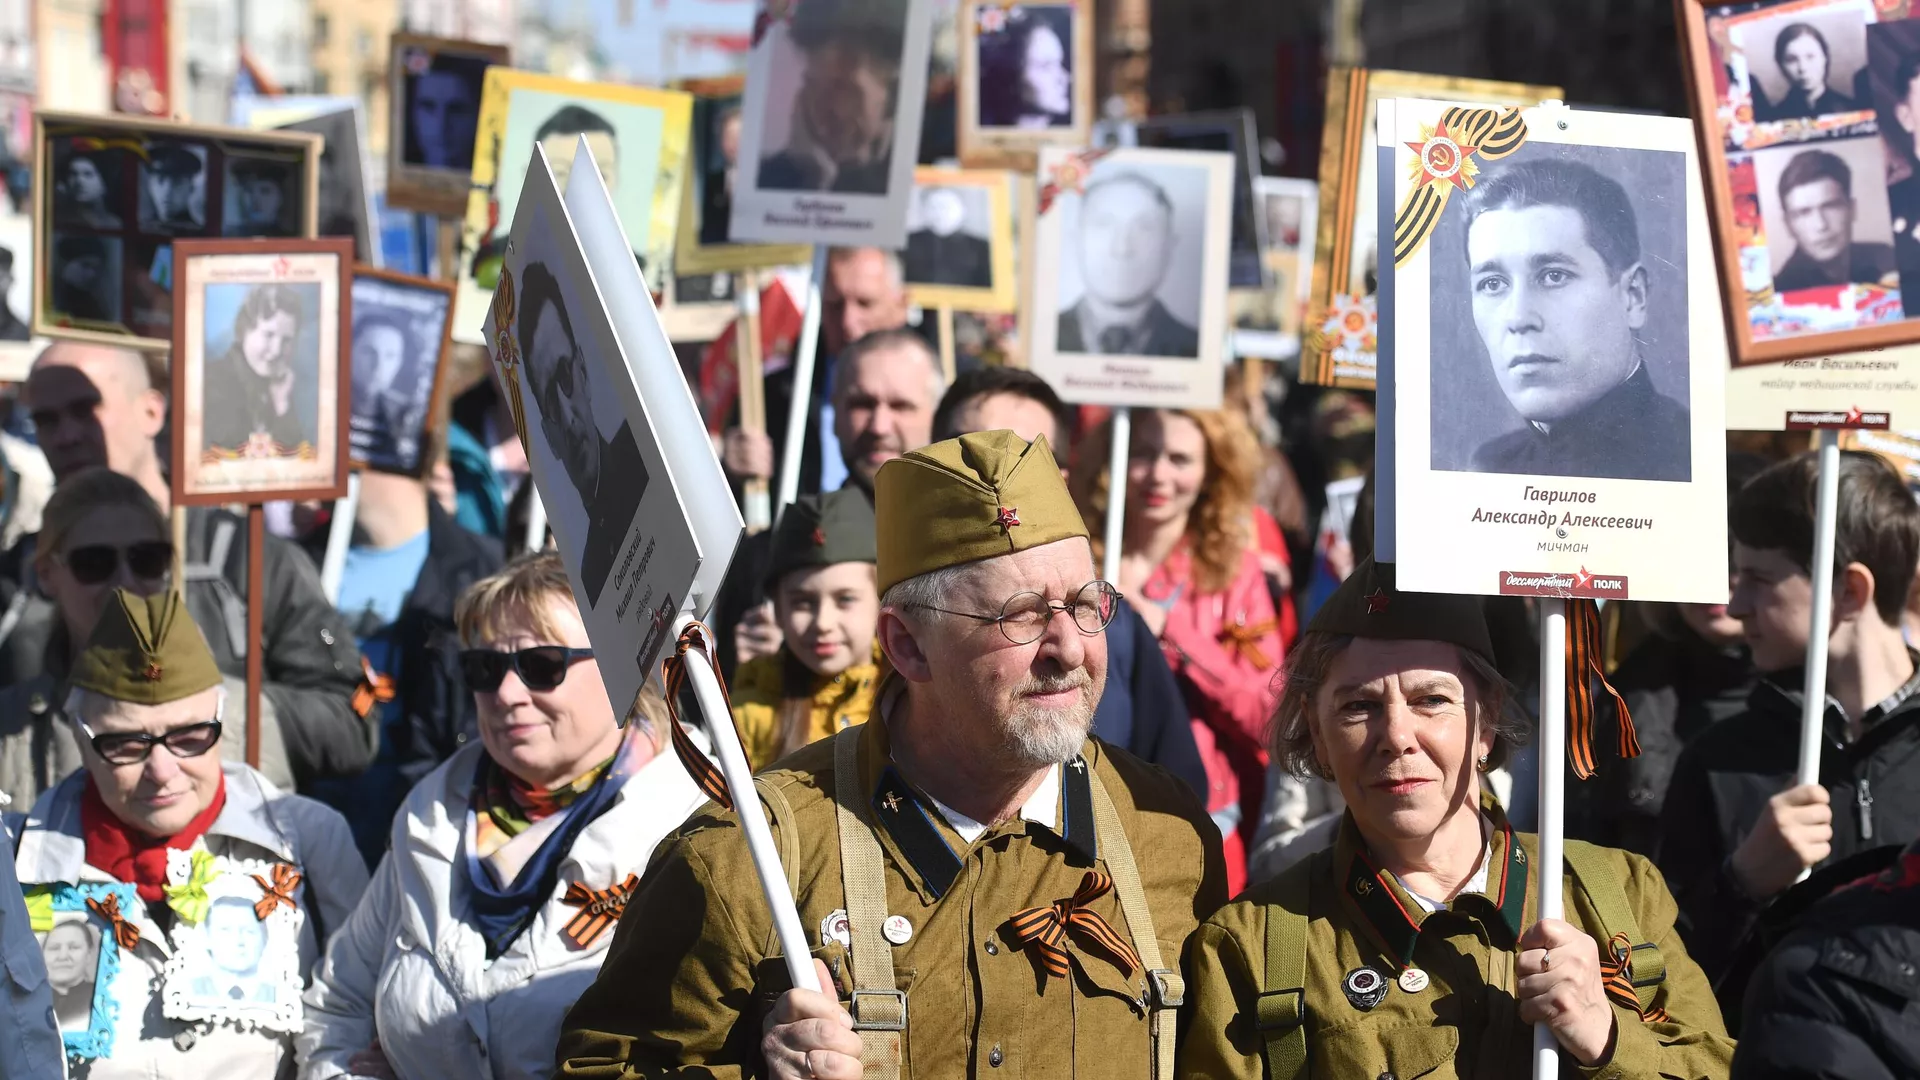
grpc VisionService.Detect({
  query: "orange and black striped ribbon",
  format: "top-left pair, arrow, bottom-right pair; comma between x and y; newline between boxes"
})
1599,932 -> 1669,1024
1218,619 -> 1279,671
661,621 -> 734,810
251,863 -> 303,920
561,872 -> 639,949
1565,599 -> 1639,780
1008,870 -> 1141,981
86,893 -> 141,950
351,657 -> 397,719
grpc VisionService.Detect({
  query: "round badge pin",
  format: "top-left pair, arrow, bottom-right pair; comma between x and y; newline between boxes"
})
1341,966 -> 1388,1011
1398,967 -> 1430,993
819,909 -> 852,949
883,914 -> 914,945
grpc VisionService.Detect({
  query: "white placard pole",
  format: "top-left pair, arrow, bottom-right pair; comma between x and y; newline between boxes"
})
1533,597 -> 1567,1080
775,247 -> 830,528
525,490 -> 548,556
320,470 -> 360,605
1101,407 -> 1131,584
675,613 -> 819,993
1794,428 -> 1842,879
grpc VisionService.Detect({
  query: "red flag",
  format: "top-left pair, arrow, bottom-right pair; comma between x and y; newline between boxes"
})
697,277 -> 804,434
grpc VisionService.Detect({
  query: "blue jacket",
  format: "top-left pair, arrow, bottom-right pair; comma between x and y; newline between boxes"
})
1,820 -> 87,1079
1093,597 -> 1208,800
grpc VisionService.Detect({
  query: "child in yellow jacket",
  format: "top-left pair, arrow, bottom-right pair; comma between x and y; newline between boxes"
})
732,489 -> 881,770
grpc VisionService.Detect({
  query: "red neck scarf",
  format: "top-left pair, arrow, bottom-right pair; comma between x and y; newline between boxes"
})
81,774 -> 228,903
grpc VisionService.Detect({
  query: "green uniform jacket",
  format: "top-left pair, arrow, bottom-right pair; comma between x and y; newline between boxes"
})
1179,810 -> 1734,1080
555,716 -> 1228,1078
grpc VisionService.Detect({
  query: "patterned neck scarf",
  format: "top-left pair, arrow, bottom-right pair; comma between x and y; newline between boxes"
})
473,748 -> 618,859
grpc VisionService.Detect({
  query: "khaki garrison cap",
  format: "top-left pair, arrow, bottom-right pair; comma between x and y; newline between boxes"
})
69,589 -> 224,705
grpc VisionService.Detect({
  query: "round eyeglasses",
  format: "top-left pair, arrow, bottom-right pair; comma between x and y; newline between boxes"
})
907,580 -> 1121,645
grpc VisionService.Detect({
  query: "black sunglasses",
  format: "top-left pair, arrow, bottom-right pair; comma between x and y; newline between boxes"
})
76,717 -> 223,766
459,646 -> 596,693
59,541 -> 173,586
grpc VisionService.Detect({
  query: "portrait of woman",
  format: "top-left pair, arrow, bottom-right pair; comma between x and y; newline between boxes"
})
1755,21 -> 1861,121
977,5 -> 1073,129
41,919 -> 99,1031
201,283 -> 315,454
54,147 -> 123,229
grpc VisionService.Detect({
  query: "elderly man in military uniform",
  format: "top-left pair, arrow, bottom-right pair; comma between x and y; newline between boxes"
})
556,430 -> 1226,1079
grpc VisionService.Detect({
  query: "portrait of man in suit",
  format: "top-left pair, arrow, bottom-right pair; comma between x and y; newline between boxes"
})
1056,171 -> 1199,358
903,185 -> 993,288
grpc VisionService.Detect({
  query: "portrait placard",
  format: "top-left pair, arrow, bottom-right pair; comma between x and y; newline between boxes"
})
729,0 -> 934,249
1302,69 -> 1559,389
1103,109 -> 1269,288
385,34 -> 509,218
170,238 -> 352,507
486,140 -> 720,719
1680,0 -> 1920,427
902,166 -> 1016,311
457,69 -> 691,345
0,206 -> 46,379
233,97 -> 379,265
955,0 -> 1093,169
1229,176 -> 1318,360
159,853 -> 305,1035
1382,99 -> 1729,603
349,268 -> 454,476
672,78 -> 812,274
33,111 -> 322,351
1029,145 -> 1234,409
29,882 -> 137,1061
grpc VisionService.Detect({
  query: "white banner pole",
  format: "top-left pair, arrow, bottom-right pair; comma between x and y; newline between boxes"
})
676,614 -> 819,992
1102,407 -> 1131,584
776,247 -> 830,527
1794,429 -> 1843,879
320,470 -> 360,605
1533,597 -> 1567,1080
525,490 -> 548,557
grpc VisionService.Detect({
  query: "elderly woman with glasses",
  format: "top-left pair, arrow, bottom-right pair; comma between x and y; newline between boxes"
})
8,588 -> 366,1078
300,552 -> 706,1080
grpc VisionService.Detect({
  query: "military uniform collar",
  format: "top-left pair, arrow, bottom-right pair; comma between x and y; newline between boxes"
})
857,715 -> 1099,902
1331,792 -> 1529,971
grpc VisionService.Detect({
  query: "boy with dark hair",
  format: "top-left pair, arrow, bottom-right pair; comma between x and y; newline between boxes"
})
1657,450 -> 1920,1000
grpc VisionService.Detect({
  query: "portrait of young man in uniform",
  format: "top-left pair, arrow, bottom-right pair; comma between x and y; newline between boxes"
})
1444,154 -> 1693,483
517,260 -> 647,608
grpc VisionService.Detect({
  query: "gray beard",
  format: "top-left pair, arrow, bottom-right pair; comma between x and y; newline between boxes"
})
998,687 -> 1095,768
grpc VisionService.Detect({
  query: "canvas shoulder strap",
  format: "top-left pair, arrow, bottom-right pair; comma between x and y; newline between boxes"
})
1254,850 -> 1317,1080
1564,840 -> 1666,1015
830,727 -> 906,1079
1086,768 -> 1180,1080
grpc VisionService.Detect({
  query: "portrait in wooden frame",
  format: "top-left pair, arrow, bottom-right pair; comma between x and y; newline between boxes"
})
1300,68 -> 1558,388
672,76 -> 812,275
1677,0 -> 1920,365
169,237 -> 353,508
386,34 -> 509,218
347,266 -> 455,477
902,166 -> 1017,312
956,0 -> 1094,170
33,111 -> 322,351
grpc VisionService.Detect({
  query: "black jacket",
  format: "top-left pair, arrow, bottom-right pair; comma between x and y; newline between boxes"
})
1732,841 -> 1920,1079
1471,362 -> 1692,482
1773,241 -> 1897,294
1656,665 -> 1920,1003
904,230 -> 992,288
1567,629 -> 1755,858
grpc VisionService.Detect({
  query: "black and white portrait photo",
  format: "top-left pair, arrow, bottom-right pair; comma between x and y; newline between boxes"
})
904,183 -> 992,287
222,156 -> 298,238
1427,144 -> 1693,483
975,4 -> 1073,129
1133,110 -> 1268,288
1753,135 -> 1898,295
402,51 -> 487,172
517,259 -> 648,607
40,915 -> 99,1032
52,140 -> 125,230
1055,166 -> 1205,358
48,232 -> 122,324
697,96 -> 745,246
755,0 -> 912,195
1735,6 -> 1870,123
138,141 -> 208,233
350,271 -> 451,475
201,281 -> 320,455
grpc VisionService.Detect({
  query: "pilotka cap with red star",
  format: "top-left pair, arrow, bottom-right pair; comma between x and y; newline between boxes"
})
873,429 -> 1088,595
1305,556 -> 1494,662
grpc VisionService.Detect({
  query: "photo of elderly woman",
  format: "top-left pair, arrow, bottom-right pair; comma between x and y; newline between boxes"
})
40,917 -> 99,1032
1745,12 -> 1868,122
976,4 -> 1073,129
201,282 -> 321,455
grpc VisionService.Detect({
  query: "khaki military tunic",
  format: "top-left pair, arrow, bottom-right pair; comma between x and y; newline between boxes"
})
556,716 -> 1226,1078
1179,809 -> 1734,1080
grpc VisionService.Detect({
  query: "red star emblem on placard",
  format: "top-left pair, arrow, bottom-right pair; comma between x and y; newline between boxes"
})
1405,121 -> 1481,191
1847,405 -> 1865,425
271,256 -> 291,278
1574,567 -> 1594,590
995,506 -> 1021,532
1365,589 -> 1390,615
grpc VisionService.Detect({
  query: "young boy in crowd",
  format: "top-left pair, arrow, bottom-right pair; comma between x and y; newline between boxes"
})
1657,450 -> 1920,1005
731,488 -> 881,770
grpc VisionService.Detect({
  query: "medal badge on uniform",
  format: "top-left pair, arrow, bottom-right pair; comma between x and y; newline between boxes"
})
159,847 -> 307,1035
820,909 -> 853,949
1342,966 -> 1389,1011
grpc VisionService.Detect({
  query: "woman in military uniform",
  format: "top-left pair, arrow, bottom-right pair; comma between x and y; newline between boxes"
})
1179,559 -> 1734,1079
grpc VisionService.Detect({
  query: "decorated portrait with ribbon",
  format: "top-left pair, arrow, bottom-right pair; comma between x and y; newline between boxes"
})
25,882 -> 137,1062
159,851 -> 307,1034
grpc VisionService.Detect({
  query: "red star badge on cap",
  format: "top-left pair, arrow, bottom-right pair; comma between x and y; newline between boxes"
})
1365,589 -> 1390,615
995,506 -> 1021,532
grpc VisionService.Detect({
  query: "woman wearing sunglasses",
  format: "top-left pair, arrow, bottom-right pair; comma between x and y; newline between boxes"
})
10,588 -> 368,1078
0,468 -> 179,806
300,553 -> 707,1080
